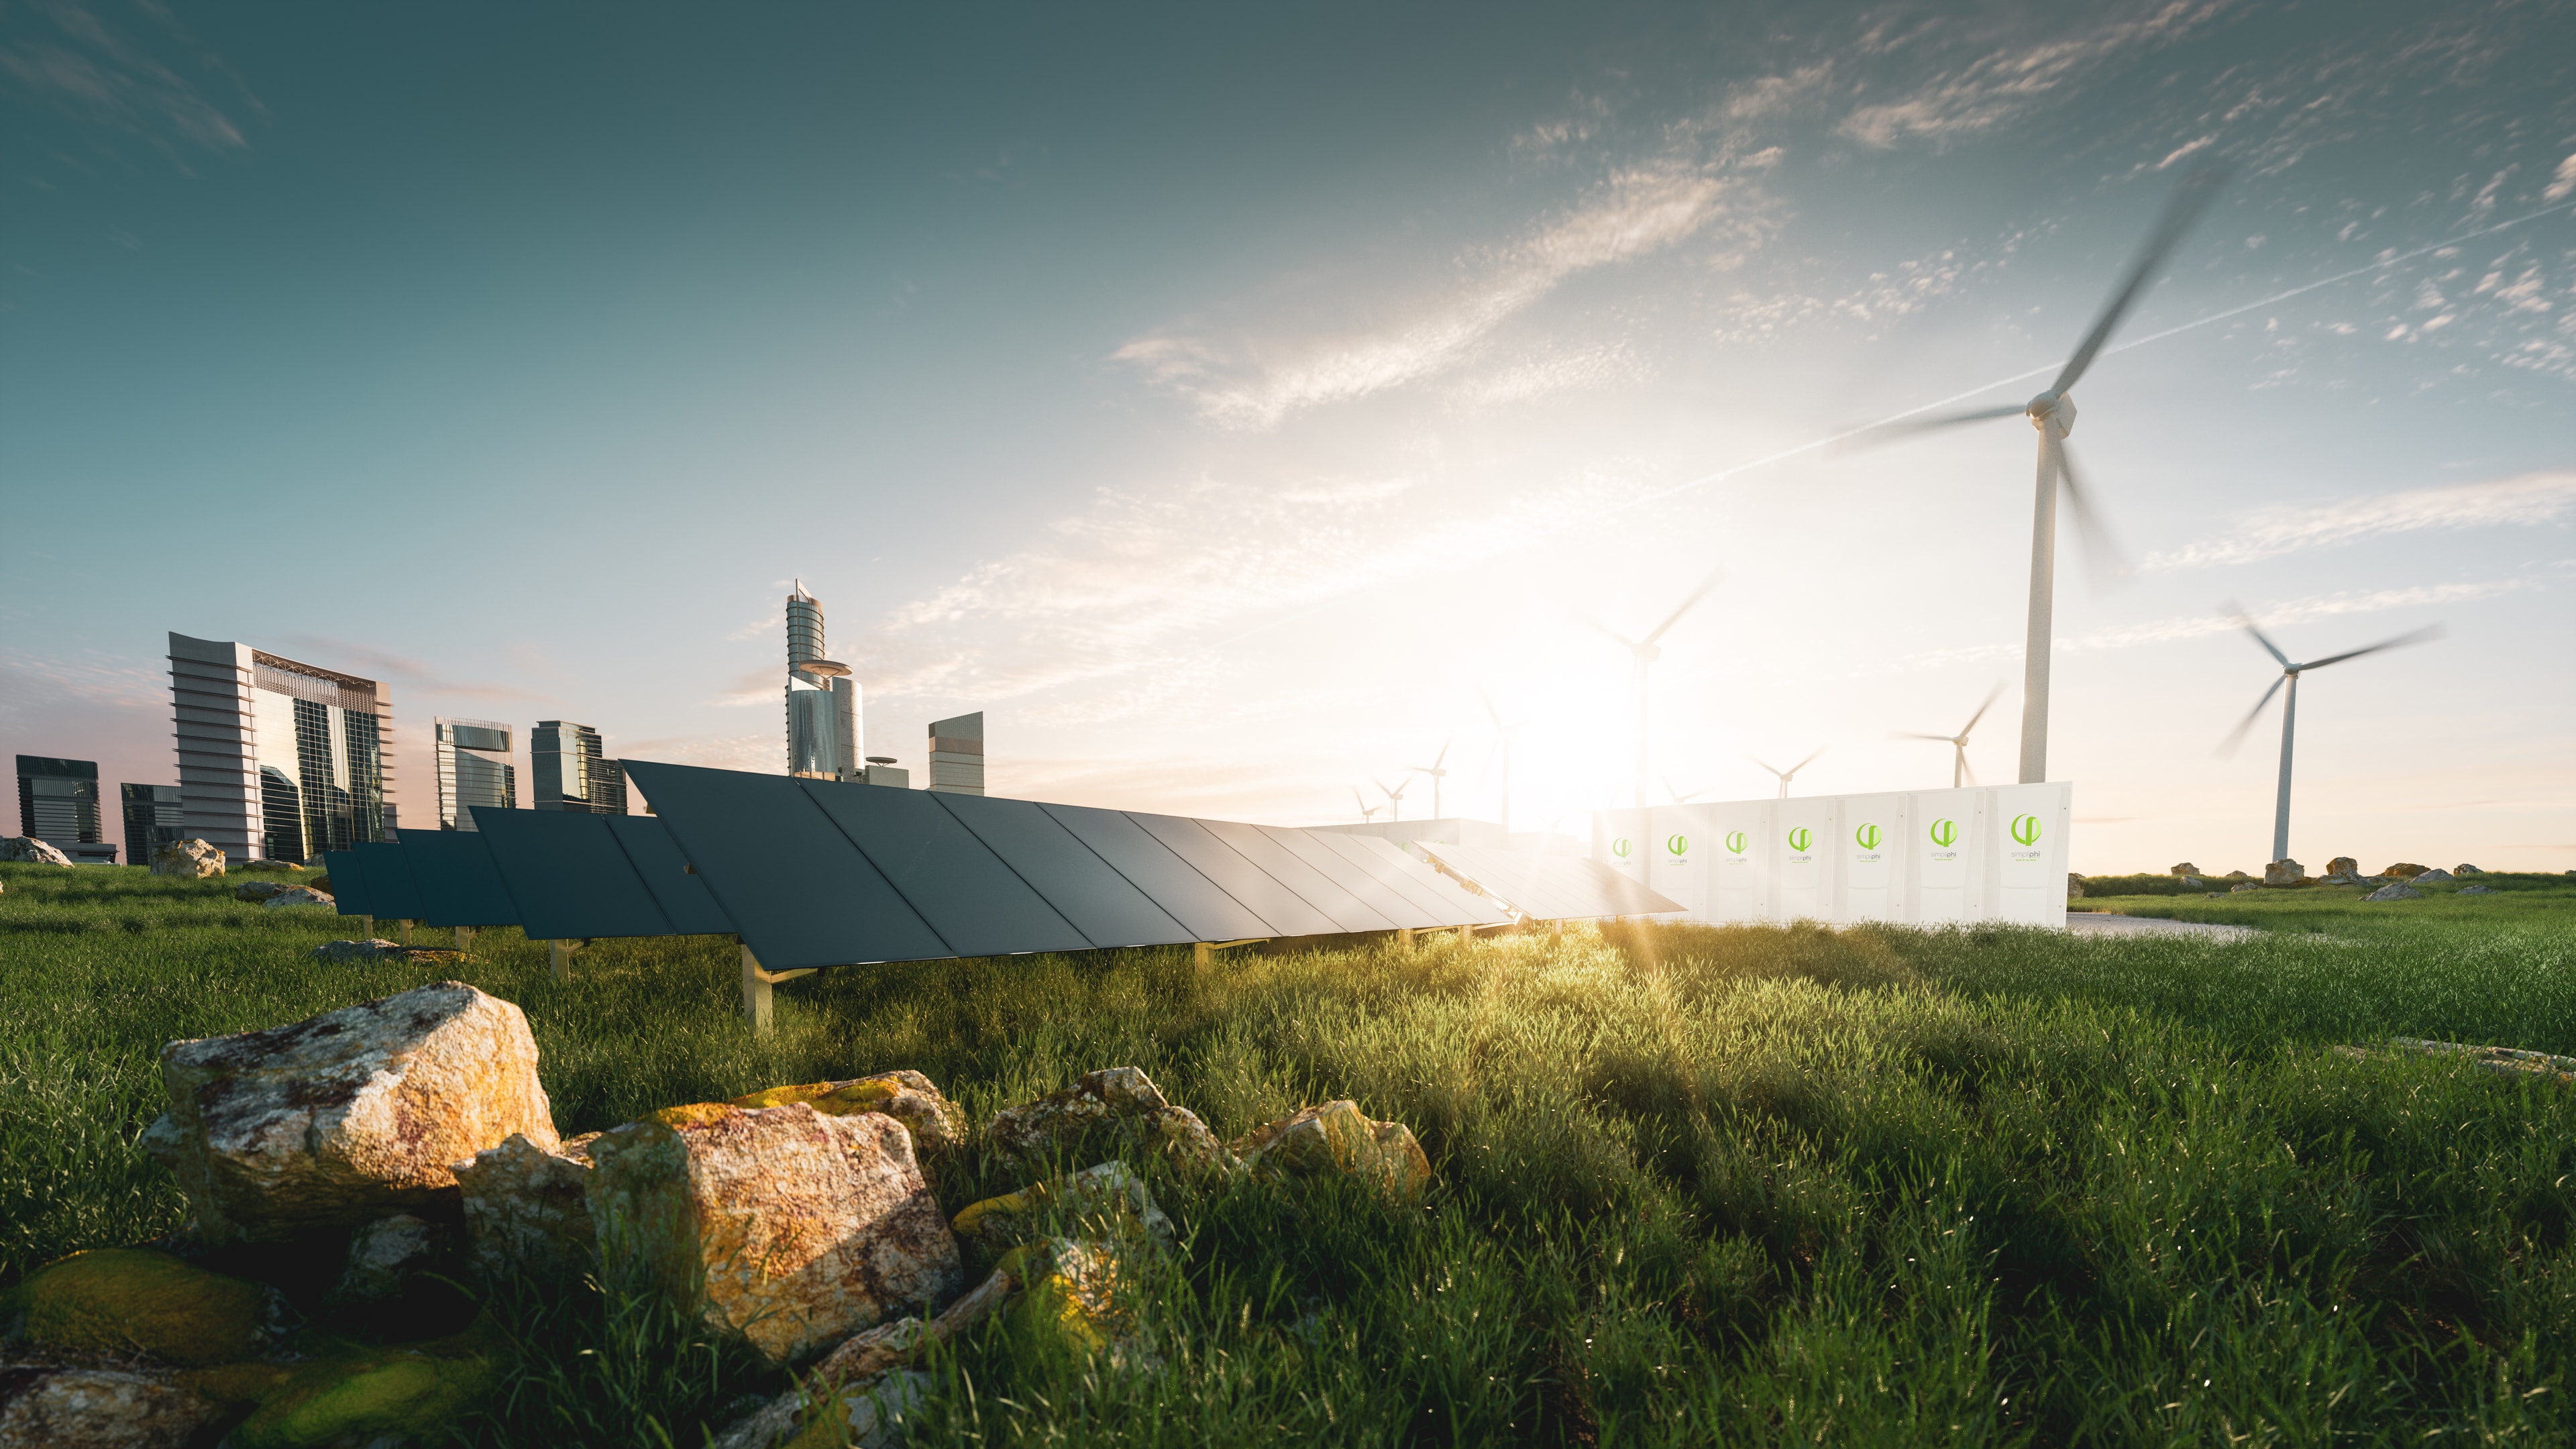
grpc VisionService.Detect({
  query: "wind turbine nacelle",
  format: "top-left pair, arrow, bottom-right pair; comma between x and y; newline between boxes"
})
2025,391 -> 2075,437
1635,643 -> 1662,665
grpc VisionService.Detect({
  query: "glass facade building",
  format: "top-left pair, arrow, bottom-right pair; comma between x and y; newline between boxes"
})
167,635 -> 395,863
122,783 -> 186,865
532,721 -> 626,814
926,712 -> 985,796
784,582 -> 861,780
435,718 -> 516,831
17,755 -> 102,845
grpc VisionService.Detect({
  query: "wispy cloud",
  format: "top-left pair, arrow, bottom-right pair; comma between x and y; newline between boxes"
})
0,0 -> 262,172
0,648 -> 166,720
2143,471 -> 2576,571
274,635 -> 555,704
1444,341 -> 1650,409
1836,2 -> 2228,150
1888,579 -> 2519,672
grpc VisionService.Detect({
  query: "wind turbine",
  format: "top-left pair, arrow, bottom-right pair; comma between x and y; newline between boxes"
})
1376,775 -> 1411,824
2218,606 -> 2441,863
1407,739 -> 1454,820
1751,748 -> 1825,800
1479,688 -> 1521,833
1663,777 -> 1715,804
1871,166 -> 2224,786
1893,683 -> 2005,789
1585,565 -> 1727,809
1351,786 -> 1382,826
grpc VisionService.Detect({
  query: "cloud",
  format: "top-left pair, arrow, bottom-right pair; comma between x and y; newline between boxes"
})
2548,154 -> 2576,203
0,0 -> 262,172
1445,341 -> 1650,409
272,635 -> 557,704
1836,3 -> 2226,150
1888,579 -> 2520,672
2143,471 -> 2576,571
0,648 -> 166,720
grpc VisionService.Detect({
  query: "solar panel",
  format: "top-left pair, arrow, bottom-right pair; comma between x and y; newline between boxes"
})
1417,843 -> 1683,920
603,815 -> 736,936
473,808 -> 675,941
1125,812 -> 1341,937
1036,803 -> 1273,943
400,828 -> 524,928
317,850 -> 373,918
1306,830 -> 1513,928
931,794 -> 1192,949
1257,826 -> 1432,928
800,779 -> 1090,958
356,841 -> 427,921
623,761 -> 949,969
1201,820 -> 1395,934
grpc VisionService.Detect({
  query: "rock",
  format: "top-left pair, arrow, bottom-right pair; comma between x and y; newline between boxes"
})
994,1238 -> 1126,1356
150,840 -> 224,878
2363,882 -> 2423,902
951,1161 -> 1173,1248
233,879 -> 294,902
2410,868 -> 2454,883
2168,861 -> 2199,877
1,1248 -> 274,1366
140,981 -> 559,1246
588,1102 -> 960,1364
1233,1100 -> 1432,1203
220,1324 -> 499,1449
0,837 -> 73,867
2461,884 -> 2496,896
2222,871 -> 2251,881
987,1067 -> 1228,1173
2177,875 -> 2203,888
2326,856 -> 2359,877
731,1071 -> 964,1155
2066,873 -> 2085,898
710,1267 -> 1017,1449
333,1214 -> 446,1303
311,940 -> 463,965
2263,858 -> 2305,887
304,873 -> 331,892
451,1131 -> 600,1286
2381,862 -> 2427,879
0,1363 -> 221,1448
261,888 -> 335,910
2453,863 -> 2480,875
2229,882 -> 2262,894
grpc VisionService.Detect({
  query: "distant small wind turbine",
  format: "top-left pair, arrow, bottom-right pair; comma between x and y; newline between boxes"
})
1351,786 -> 1382,825
1479,688 -> 1521,834
1893,684 -> 2005,789
1377,775 -> 1411,823
2218,604 -> 2441,863
1866,167 -> 2224,786
1663,777 -> 1715,804
1751,748 -> 1825,800
1407,739 -> 1454,820
1585,565 -> 1727,810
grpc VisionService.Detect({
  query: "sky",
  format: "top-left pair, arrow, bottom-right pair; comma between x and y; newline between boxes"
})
3,0 -> 2573,875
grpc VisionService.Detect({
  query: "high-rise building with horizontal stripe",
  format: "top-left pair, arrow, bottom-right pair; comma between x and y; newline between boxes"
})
168,633 -> 394,863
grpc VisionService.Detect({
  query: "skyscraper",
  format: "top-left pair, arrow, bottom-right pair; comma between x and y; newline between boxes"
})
532,721 -> 626,814
926,712 -> 984,796
784,582 -> 860,780
121,783 -> 186,865
17,755 -> 101,845
168,634 -> 394,863
435,718 -> 516,830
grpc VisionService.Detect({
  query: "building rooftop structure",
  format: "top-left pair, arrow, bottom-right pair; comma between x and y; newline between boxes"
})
926,712 -> 983,796
17,755 -> 101,847
785,581 -> 861,782
435,718 -> 516,831
168,634 -> 395,862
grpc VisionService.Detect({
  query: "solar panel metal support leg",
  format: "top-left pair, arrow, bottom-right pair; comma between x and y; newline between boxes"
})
1397,928 -> 1415,953
455,926 -> 475,951
1457,924 -> 1472,945
400,920 -> 413,947
359,915 -> 373,938
1193,942 -> 1210,969
739,944 -> 816,1034
551,938 -> 582,982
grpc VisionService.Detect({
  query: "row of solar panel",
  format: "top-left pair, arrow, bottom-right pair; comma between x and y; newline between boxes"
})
1415,843 -> 1676,924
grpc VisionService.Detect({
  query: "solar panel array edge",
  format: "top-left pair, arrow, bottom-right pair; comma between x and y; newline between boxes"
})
928,793 -> 1194,949
800,780 -> 1091,958
602,815 -> 737,936
400,828 -> 523,928
474,808 -> 676,942
1197,819 -> 1394,934
355,841 -> 427,921
317,851 -> 371,918
1036,803 -> 1271,943
1336,834 -> 1515,926
1126,812 -> 1340,937
1261,826 -> 1436,929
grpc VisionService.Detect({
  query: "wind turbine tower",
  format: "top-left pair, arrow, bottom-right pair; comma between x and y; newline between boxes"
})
1589,566 -> 1726,809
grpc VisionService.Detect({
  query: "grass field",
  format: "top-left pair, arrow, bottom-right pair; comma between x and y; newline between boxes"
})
5,862 -> 2576,1446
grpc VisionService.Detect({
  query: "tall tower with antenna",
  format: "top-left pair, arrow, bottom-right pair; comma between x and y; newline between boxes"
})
784,580 -> 859,780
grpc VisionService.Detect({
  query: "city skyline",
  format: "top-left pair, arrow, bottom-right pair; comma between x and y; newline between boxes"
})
3,1 -> 2572,872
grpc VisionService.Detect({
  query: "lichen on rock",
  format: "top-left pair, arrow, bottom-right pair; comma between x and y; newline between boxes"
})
952,1161 -> 1172,1248
0,1362 -> 222,1447
0,837 -> 73,867
150,839 -> 224,878
452,1131 -> 599,1286
219,1320 -> 501,1449
731,1070 -> 963,1154
2,1248 -> 276,1366
1232,1100 -> 1432,1203
986,1067 -> 1228,1173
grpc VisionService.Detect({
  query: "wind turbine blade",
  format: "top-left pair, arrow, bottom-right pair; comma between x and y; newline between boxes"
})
1434,737 -> 1452,770
1892,731 -> 1957,741
2053,439 -> 2135,588
1662,775 -> 1683,805
2216,675 -> 2286,756
2052,166 -> 2227,394
1788,746 -> 1827,776
1642,565 -> 1727,646
1842,402 -> 2028,449
1479,684 -> 1504,730
1577,614 -> 1641,652
1960,681 -> 2006,738
2223,601 -> 2293,669
1750,756 -> 1785,780
2298,624 -> 2445,672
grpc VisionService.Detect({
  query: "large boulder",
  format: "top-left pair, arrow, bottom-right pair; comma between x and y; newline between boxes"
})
150,840 -> 223,878
451,1131 -> 600,1285
2363,882 -> 2424,902
260,888 -> 335,910
2167,861 -> 2199,877
1,1248 -> 275,1366
2411,867 -> 2455,883
987,1067 -> 1227,1173
0,837 -> 72,867
587,1102 -> 960,1364
233,879 -> 294,902
2455,863 -> 2483,875
0,1363 -> 221,1448
2263,858 -> 2305,887
731,1071 -> 963,1155
141,982 -> 558,1246
2325,856 -> 2359,877
1233,1100 -> 1432,1203
2381,861 -> 2428,879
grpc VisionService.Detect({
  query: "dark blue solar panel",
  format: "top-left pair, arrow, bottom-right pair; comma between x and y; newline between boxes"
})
356,841 -> 427,920
1262,827 -> 1447,930
801,780 -> 1089,958
402,826 -> 523,928
474,808 -> 674,941
930,794 -> 1192,949
1199,820 -> 1393,934
1126,812 -> 1340,937
623,761 -> 949,969
317,851 -> 372,918
1036,803 -> 1272,942
603,815 -> 735,936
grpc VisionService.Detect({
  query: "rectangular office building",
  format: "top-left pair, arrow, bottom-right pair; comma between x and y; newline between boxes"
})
531,720 -> 627,814
168,635 -> 395,863
121,783 -> 185,865
926,711 -> 984,795
17,755 -> 102,847
435,718 -> 516,830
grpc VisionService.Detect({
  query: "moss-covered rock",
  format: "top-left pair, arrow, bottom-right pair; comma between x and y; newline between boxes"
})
1232,1100 -> 1432,1203
730,1070 -> 963,1154
2,1247 -> 274,1366
994,1239 -> 1124,1356
223,1324 -> 500,1449
951,1162 -> 1171,1248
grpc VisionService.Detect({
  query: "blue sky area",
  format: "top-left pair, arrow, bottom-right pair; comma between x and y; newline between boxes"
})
4,0 -> 2572,872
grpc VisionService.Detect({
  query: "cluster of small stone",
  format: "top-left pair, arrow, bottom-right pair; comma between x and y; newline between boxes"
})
2135,857 -> 2506,902
0,984 -> 1430,1449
